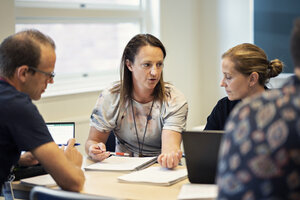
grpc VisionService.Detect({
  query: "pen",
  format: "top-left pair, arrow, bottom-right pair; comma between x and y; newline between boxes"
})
58,143 -> 80,146
110,152 -> 130,156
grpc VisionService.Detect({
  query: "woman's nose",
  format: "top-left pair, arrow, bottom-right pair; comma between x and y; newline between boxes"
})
150,65 -> 158,75
220,78 -> 226,87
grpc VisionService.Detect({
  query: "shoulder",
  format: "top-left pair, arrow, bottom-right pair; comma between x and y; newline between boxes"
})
1,86 -> 37,119
91,82 -> 122,122
164,83 -> 187,102
97,82 -> 121,105
161,83 -> 188,116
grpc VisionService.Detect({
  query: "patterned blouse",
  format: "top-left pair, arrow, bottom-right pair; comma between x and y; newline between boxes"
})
217,75 -> 300,200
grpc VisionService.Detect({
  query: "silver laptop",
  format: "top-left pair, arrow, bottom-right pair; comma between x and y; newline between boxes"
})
182,130 -> 224,184
46,122 -> 75,145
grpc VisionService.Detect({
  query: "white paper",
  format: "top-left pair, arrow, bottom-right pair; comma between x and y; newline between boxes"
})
84,156 -> 157,171
177,184 -> 218,200
118,166 -> 187,186
21,174 -> 56,187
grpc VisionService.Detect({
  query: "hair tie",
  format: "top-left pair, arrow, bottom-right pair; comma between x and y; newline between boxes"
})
268,61 -> 272,69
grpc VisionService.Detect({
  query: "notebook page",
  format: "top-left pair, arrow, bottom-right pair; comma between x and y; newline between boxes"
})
177,183 -> 218,200
84,156 -> 157,171
118,166 -> 187,186
20,174 -> 56,187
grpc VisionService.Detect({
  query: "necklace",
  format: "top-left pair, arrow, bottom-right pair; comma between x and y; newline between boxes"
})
131,99 -> 155,157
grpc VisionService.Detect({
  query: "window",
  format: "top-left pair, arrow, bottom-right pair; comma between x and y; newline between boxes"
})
15,0 -> 159,97
254,0 -> 300,74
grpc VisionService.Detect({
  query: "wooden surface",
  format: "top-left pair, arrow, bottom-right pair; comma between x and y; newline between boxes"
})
82,157 -> 189,199
13,157 -> 189,200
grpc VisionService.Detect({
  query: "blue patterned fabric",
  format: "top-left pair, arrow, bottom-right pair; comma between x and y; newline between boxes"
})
217,75 -> 300,200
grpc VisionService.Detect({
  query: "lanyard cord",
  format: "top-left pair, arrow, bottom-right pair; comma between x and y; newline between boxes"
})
0,77 -> 7,82
131,99 -> 155,157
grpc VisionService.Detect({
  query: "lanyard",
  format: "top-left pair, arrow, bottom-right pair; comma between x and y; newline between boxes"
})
131,99 -> 155,157
0,76 -> 8,83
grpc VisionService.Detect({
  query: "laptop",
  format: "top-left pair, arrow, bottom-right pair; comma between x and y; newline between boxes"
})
182,130 -> 224,184
14,122 -> 75,181
46,122 -> 75,145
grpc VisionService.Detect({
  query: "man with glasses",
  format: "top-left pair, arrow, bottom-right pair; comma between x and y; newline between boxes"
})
0,29 -> 85,193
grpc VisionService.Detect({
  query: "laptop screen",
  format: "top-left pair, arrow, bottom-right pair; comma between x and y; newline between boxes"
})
46,122 -> 75,145
182,130 -> 224,184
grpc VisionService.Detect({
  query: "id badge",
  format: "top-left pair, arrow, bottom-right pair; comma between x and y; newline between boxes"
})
2,181 -> 15,200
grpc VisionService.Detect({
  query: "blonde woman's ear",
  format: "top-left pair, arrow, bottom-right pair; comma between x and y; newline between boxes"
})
249,72 -> 259,87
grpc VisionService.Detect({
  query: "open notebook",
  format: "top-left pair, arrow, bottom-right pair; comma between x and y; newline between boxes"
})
84,156 -> 157,172
20,174 -> 56,187
118,166 -> 187,186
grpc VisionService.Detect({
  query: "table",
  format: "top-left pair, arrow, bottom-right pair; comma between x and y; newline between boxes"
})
82,158 -> 189,199
12,158 -> 189,200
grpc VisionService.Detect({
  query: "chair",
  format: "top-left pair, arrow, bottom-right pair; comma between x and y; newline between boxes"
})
106,131 -> 116,152
29,186 -> 115,200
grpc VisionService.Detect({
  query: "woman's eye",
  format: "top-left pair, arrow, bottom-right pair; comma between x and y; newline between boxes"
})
142,63 -> 151,68
157,63 -> 164,68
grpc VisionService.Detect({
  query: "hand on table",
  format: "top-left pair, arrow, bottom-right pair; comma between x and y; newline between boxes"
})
157,150 -> 182,169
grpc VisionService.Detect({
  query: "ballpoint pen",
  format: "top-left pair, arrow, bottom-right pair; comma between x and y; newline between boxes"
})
58,143 -> 80,146
110,152 -> 130,156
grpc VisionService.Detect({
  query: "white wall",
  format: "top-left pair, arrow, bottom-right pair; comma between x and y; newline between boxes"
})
0,0 -> 15,41
160,0 -> 252,130
0,0 -> 252,155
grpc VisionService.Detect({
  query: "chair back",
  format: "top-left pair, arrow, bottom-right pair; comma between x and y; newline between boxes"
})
106,131 -> 116,152
30,186 -> 115,200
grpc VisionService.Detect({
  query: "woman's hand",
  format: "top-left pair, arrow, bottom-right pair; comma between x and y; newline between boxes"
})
88,142 -> 110,162
157,150 -> 182,169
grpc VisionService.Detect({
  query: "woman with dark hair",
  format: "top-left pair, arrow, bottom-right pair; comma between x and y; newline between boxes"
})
204,43 -> 283,130
85,34 -> 188,169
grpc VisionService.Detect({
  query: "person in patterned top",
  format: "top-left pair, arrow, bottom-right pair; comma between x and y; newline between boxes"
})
217,18 -> 300,199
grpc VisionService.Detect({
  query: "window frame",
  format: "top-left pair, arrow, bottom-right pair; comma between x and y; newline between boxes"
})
15,0 -> 160,97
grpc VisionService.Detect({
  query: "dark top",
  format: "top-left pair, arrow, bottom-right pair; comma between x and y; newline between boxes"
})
0,80 -> 53,186
204,97 -> 240,130
217,75 -> 300,199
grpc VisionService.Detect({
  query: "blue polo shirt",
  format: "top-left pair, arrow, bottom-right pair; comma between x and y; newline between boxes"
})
0,80 -> 53,186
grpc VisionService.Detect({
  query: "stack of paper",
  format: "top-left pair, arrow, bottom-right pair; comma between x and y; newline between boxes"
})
118,166 -> 187,186
84,156 -> 157,172
20,174 -> 56,187
177,184 -> 218,200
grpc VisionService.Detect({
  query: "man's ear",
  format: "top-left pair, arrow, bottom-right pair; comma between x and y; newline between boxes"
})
249,71 -> 259,87
16,65 -> 29,83
126,59 -> 133,72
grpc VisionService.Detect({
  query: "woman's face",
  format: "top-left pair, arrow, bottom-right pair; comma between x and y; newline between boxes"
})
127,45 -> 164,94
220,57 -> 251,101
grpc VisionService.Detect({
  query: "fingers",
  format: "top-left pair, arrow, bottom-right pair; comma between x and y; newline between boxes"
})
88,143 -> 109,162
66,138 -> 75,148
97,142 -> 106,152
158,151 -> 182,169
64,139 -> 83,167
91,151 -> 110,162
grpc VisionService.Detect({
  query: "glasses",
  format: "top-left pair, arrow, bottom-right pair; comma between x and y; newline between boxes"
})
28,66 -> 55,80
